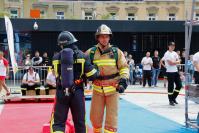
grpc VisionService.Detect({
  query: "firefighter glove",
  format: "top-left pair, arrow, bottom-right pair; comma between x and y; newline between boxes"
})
117,78 -> 128,93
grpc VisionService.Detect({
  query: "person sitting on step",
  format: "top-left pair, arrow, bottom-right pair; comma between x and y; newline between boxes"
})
45,68 -> 56,95
21,66 -> 41,96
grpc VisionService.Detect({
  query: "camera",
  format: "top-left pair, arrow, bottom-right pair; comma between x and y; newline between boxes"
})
33,22 -> 38,30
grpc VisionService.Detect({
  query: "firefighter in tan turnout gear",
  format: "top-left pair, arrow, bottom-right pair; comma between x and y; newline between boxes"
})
86,24 -> 129,133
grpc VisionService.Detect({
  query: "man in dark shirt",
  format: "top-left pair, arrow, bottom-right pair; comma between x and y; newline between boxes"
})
180,50 -> 185,72
42,52 -> 50,85
181,51 -> 185,64
32,51 -> 43,66
42,52 -> 50,66
152,50 -> 161,87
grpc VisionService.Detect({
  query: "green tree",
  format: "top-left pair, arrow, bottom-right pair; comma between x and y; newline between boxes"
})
101,14 -> 111,20
0,11 -> 10,18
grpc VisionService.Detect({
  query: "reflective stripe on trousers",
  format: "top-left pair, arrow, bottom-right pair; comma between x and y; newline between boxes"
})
90,92 -> 119,133
104,128 -> 117,133
50,113 -> 64,133
93,84 -> 116,94
93,127 -> 102,133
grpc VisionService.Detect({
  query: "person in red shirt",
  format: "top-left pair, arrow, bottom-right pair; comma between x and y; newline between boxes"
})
0,51 -> 10,96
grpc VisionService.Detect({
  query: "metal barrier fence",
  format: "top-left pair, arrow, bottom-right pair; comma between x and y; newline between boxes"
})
178,64 -> 199,129
6,64 -> 188,85
5,64 -> 193,90
176,64 -> 199,130
6,66 -> 51,90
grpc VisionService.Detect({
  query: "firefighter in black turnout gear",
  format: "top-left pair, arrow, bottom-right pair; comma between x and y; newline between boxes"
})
51,31 -> 98,133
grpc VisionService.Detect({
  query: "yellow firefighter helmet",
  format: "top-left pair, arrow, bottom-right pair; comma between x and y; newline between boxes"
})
95,24 -> 112,38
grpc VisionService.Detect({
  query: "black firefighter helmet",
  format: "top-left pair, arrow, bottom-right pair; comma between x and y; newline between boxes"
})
57,31 -> 78,47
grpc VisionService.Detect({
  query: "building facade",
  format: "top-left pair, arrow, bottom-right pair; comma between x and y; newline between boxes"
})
0,0 -> 199,65
0,0 -> 198,21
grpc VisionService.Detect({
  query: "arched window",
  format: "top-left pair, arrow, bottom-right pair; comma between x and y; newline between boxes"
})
146,6 -> 159,21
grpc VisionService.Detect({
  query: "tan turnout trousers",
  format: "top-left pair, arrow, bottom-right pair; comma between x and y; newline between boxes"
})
90,91 -> 119,133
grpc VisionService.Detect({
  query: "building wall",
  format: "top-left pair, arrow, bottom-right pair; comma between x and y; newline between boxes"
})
0,1 -> 4,13
0,0 -> 196,21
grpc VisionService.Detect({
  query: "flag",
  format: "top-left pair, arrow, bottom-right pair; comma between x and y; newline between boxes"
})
4,16 -> 18,74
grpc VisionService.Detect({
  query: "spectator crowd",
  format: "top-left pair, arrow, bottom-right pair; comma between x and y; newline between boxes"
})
124,47 -> 194,88
20,47 -> 195,96
20,50 -> 56,96
1,46 -> 196,96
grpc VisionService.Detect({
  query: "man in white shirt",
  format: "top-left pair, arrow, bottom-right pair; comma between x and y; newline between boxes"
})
193,52 -> 199,84
161,42 -> 182,106
45,68 -> 56,95
21,66 -> 41,96
141,52 -> 153,87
